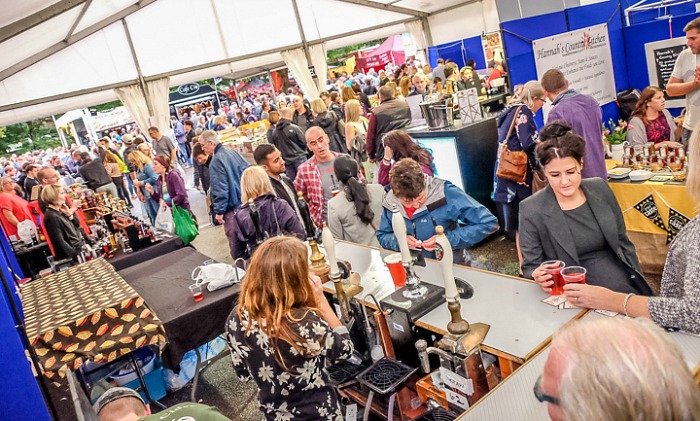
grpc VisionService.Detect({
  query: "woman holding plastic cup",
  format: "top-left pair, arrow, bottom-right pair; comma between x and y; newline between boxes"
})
564,130 -> 700,334
519,122 -> 652,296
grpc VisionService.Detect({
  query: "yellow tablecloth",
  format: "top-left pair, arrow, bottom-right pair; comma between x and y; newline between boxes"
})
606,161 -> 698,274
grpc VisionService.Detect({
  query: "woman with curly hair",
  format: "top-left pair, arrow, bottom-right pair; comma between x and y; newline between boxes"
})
226,236 -> 354,420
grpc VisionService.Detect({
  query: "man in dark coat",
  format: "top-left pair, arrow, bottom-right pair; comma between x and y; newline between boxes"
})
366,85 -> 411,162
272,108 -> 310,181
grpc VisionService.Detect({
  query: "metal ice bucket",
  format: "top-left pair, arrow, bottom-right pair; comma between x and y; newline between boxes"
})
419,97 -> 454,130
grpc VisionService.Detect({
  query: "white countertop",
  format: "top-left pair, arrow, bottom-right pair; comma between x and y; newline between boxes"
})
457,346 -> 550,420
320,241 -> 585,361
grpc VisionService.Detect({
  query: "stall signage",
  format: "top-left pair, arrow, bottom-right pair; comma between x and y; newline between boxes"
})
533,23 -> 616,116
308,66 -> 317,78
644,37 -> 686,108
178,83 -> 200,96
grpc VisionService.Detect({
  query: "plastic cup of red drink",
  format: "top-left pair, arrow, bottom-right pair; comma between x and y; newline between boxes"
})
561,266 -> 587,285
189,284 -> 204,302
384,253 -> 406,287
541,260 -> 566,295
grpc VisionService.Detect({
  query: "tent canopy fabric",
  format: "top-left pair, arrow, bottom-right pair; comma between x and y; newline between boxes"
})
0,0 -> 475,126
355,34 -> 405,72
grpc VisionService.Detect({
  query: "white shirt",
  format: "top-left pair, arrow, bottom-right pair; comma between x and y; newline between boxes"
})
670,48 -> 700,130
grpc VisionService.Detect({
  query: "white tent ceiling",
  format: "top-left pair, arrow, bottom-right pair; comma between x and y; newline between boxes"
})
0,0 -> 478,126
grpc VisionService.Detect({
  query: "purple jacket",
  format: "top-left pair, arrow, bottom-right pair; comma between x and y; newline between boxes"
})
231,193 -> 306,259
547,89 -> 607,179
150,170 -> 190,211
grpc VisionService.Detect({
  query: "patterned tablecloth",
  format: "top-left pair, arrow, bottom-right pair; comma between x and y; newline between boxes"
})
22,258 -> 166,382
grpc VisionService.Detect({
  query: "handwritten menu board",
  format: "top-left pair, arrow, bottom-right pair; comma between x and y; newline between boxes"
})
645,38 -> 686,108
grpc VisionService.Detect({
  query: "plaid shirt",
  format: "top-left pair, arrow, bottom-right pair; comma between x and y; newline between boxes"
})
294,152 -> 364,228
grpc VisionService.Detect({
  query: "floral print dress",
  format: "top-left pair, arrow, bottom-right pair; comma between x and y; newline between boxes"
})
226,306 -> 354,420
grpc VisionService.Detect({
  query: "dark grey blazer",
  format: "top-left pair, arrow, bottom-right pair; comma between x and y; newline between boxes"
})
519,177 -> 652,295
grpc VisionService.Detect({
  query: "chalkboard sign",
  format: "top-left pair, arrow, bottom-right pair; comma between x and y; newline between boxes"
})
645,37 -> 687,108
655,45 -> 686,96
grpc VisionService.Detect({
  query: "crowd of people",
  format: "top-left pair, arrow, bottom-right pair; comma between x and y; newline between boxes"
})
9,22 -> 700,421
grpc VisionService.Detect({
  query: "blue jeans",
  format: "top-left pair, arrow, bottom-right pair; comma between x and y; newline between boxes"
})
143,198 -> 159,225
178,141 -> 192,166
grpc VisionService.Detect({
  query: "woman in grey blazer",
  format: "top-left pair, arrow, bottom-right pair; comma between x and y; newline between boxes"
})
520,125 -> 652,296
567,130 -> 700,334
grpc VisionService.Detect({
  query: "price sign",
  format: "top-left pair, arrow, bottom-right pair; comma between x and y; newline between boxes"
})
445,389 -> 469,410
440,367 -> 474,395
308,65 -> 317,78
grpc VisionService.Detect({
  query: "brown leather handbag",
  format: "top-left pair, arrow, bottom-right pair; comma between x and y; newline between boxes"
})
496,106 -> 528,183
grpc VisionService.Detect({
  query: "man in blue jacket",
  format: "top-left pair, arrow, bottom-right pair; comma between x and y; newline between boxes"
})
200,130 -> 249,258
377,159 -> 498,265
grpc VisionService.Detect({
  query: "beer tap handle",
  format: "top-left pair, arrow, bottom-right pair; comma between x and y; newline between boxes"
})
415,339 -> 431,374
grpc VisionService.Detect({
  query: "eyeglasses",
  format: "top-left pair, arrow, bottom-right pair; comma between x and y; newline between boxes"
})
533,374 -> 560,406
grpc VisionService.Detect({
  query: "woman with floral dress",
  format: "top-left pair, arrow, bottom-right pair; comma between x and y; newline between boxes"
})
226,236 -> 354,420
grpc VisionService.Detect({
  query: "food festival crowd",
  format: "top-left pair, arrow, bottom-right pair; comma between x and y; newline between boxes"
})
6,19 -> 700,421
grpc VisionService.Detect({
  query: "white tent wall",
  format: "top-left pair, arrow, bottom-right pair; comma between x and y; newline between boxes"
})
427,0 -> 500,46
0,90 -> 118,127
1,0 -> 498,126
0,22 -> 137,106
296,0 -> 410,41
0,7 -> 83,74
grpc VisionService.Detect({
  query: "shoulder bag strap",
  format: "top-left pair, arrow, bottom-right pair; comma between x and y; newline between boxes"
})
503,105 -> 523,151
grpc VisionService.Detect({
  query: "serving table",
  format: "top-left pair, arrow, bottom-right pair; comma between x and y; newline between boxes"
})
22,258 -> 166,382
605,160 -> 698,274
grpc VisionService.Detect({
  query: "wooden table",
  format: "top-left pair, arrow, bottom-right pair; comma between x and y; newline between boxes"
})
322,241 -> 587,376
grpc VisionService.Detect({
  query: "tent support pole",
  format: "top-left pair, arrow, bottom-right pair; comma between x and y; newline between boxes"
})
121,19 -> 154,117
291,0 -> 319,92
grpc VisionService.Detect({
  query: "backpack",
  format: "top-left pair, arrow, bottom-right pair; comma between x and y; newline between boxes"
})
350,119 -> 368,166
616,89 -> 640,122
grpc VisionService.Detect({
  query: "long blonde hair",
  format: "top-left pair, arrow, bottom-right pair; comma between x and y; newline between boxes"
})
344,99 -> 362,124
240,166 -> 274,203
341,86 -> 357,103
127,150 -> 152,171
237,237 -> 319,369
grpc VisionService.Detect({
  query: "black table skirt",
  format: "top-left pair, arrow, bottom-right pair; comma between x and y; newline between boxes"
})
109,235 -> 184,271
118,247 -> 240,370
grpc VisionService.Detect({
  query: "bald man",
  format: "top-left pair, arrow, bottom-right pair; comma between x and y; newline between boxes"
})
293,126 -> 362,228
271,107 -> 309,180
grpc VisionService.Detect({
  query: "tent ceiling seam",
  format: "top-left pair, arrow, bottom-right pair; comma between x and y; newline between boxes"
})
0,0 -> 158,82
427,0 -> 483,17
0,0 -> 90,44
334,0 -> 427,17
0,14 -> 419,113
65,0 -> 93,40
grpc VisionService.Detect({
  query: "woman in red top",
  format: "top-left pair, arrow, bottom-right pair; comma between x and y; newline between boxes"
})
626,86 -> 683,149
0,176 -> 33,239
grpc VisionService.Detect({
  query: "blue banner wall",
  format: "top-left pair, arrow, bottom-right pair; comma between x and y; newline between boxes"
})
0,242 -> 50,419
624,12 -> 700,93
463,36 -> 487,70
428,35 -> 487,71
501,11 -> 568,125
